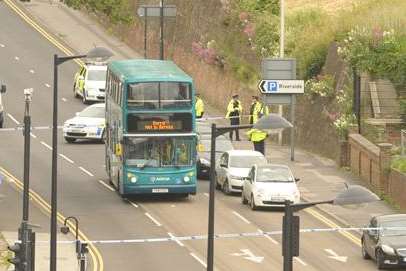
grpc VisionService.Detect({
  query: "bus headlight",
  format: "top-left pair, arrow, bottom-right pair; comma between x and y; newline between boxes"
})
183,176 -> 190,183
127,173 -> 137,183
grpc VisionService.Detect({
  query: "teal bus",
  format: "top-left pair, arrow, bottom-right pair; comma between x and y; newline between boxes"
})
105,59 -> 197,196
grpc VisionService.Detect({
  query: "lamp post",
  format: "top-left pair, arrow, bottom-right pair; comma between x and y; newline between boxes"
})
282,185 -> 380,271
50,47 -> 113,271
60,216 -> 87,271
206,114 -> 292,271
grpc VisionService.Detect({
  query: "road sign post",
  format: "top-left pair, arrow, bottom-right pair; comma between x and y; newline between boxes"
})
137,4 -> 177,60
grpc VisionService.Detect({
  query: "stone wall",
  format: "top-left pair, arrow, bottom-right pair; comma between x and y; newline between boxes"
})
388,169 -> 406,210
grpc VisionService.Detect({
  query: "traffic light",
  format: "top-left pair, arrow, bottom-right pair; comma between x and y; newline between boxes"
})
8,242 -> 25,271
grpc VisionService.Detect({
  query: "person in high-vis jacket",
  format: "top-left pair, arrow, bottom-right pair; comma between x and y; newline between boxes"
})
249,96 -> 269,124
246,128 -> 268,155
195,93 -> 204,119
225,94 -> 243,141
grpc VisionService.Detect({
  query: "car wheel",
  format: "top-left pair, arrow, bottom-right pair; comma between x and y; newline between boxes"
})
376,249 -> 386,270
250,194 -> 257,210
222,179 -> 230,195
82,90 -> 89,104
241,191 -> 248,204
64,137 -> 76,143
361,239 -> 371,260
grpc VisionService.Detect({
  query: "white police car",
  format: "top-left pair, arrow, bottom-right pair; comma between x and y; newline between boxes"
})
73,62 -> 107,104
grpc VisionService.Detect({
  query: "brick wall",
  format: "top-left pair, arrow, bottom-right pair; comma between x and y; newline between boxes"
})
388,169 -> 406,210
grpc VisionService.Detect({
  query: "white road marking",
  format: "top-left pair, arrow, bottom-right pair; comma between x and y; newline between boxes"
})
129,201 -> 138,208
190,253 -> 207,268
78,167 -> 94,177
29,69 -> 35,74
232,211 -> 251,224
0,44 -> 5,47
14,56 -> 19,61
7,113 -> 20,125
40,141 -> 52,150
145,212 -> 162,227
61,98 -> 67,102
171,204 -> 176,208
203,193 -> 209,197
98,180 -> 115,192
59,153 -> 74,164
324,249 -> 348,263
45,83 -> 51,88
231,249 -> 264,263
168,232 -> 184,247
30,133 -> 37,139
257,229 -> 278,244
294,257 -> 308,266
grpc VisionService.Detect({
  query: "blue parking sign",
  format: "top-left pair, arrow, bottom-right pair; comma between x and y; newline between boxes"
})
267,81 -> 278,92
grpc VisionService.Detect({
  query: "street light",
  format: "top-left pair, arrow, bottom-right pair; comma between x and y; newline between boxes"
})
206,114 -> 292,271
282,185 -> 380,271
60,216 -> 87,271
50,47 -> 113,271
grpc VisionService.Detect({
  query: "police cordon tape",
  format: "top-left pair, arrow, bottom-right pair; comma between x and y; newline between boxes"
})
13,227 -> 405,245
0,125 -> 64,132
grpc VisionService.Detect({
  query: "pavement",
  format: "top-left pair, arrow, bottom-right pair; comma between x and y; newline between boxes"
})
0,0 -> 401,270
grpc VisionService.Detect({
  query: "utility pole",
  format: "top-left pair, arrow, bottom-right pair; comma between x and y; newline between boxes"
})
159,0 -> 164,60
277,0 -> 285,145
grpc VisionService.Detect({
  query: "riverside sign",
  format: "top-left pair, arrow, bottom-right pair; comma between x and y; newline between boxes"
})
258,79 -> 304,94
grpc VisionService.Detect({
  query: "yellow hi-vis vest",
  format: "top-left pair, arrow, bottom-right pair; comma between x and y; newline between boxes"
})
225,99 -> 242,119
195,97 -> 204,117
246,129 -> 267,142
251,102 -> 269,124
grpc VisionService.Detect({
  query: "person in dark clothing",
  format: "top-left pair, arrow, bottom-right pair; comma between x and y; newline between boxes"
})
225,94 -> 242,141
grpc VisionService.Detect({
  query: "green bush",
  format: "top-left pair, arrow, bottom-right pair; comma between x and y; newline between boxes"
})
392,156 -> 406,173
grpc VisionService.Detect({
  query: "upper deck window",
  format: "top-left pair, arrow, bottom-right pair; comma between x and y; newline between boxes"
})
127,82 -> 192,109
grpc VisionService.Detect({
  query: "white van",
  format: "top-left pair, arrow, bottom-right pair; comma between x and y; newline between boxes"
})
0,84 -> 6,128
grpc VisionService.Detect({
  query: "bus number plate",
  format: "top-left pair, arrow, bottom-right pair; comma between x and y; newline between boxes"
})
152,188 -> 169,193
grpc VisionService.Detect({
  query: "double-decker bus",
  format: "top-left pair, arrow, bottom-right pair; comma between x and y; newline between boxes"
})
105,59 -> 197,197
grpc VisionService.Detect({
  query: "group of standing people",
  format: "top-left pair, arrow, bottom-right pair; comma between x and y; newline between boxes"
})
225,94 -> 269,155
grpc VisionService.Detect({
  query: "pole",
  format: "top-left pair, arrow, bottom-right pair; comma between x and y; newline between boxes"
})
353,69 -> 361,134
290,95 -> 295,161
50,54 -> 59,271
207,123 -> 217,271
159,0 -> 164,60
144,7 -> 147,59
23,92 -> 31,222
277,0 -> 285,145
283,200 -> 293,271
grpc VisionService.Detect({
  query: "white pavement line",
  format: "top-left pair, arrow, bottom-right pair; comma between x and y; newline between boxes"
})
294,257 -> 308,266
14,56 -> 19,61
59,153 -> 74,164
7,113 -> 20,125
257,229 -> 278,244
145,212 -> 162,227
98,180 -> 115,192
30,133 -> 37,139
168,232 -> 184,247
40,141 -> 52,150
79,167 -> 94,177
232,211 -> 251,224
190,253 -> 207,268
45,83 -> 51,88
29,69 -> 35,74
61,98 -> 67,102
203,193 -> 209,197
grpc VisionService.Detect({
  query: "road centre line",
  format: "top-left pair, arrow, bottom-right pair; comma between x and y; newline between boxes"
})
145,212 -> 162,227
79,167 -> 94,177
7,113 -> 20,125
29,69 -> 35,74
98,180 -> 115,192
0,166 -> 101,271
59,153 -> 74,164
203,193 -> 209,197
45,83 -> 51,88
129,201 -> 139,208
168,232 -> 184,247
14,56 -> 19,61
294,257 -> 308,266
62,98 -> 67,102
257,229 -> 278,244
30,133 -> 37,139
0,44 -> 5,47
190,253 -> 207,268
40,141 -> 53,150
232,211 -> 251,224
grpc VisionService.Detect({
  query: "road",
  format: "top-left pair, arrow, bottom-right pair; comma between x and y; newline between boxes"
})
0,1 -> 380,270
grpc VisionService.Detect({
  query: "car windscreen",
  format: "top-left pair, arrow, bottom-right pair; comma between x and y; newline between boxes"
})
88,69 -> 107,81
78,106 -> 105,118
229,155 -> 266,168
256,167 -> 294,182
381,220 -> 406,236
127,82 -> 192,109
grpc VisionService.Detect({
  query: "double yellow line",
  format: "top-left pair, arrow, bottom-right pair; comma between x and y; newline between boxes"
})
0,167 -> 103,271
1,0 -> 101,269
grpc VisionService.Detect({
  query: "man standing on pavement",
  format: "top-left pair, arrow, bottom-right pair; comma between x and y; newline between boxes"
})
226,94 -> 242,141
195,93 -> 204,119
249,95 -> 269,124
246,128 -> 267,155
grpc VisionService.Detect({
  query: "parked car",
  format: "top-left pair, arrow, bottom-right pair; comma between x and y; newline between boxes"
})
197,135 -> 234,179
362,214 -> 406,269
73,62 -> 107,104
241,164 -> 300,210
216,150 -> 267,194
63,103 -> 105,143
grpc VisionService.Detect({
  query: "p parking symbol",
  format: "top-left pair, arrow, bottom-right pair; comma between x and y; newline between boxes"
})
267,81 -> 278,92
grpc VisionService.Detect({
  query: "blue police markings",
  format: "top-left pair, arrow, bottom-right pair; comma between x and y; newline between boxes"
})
258,80 -> 304,94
